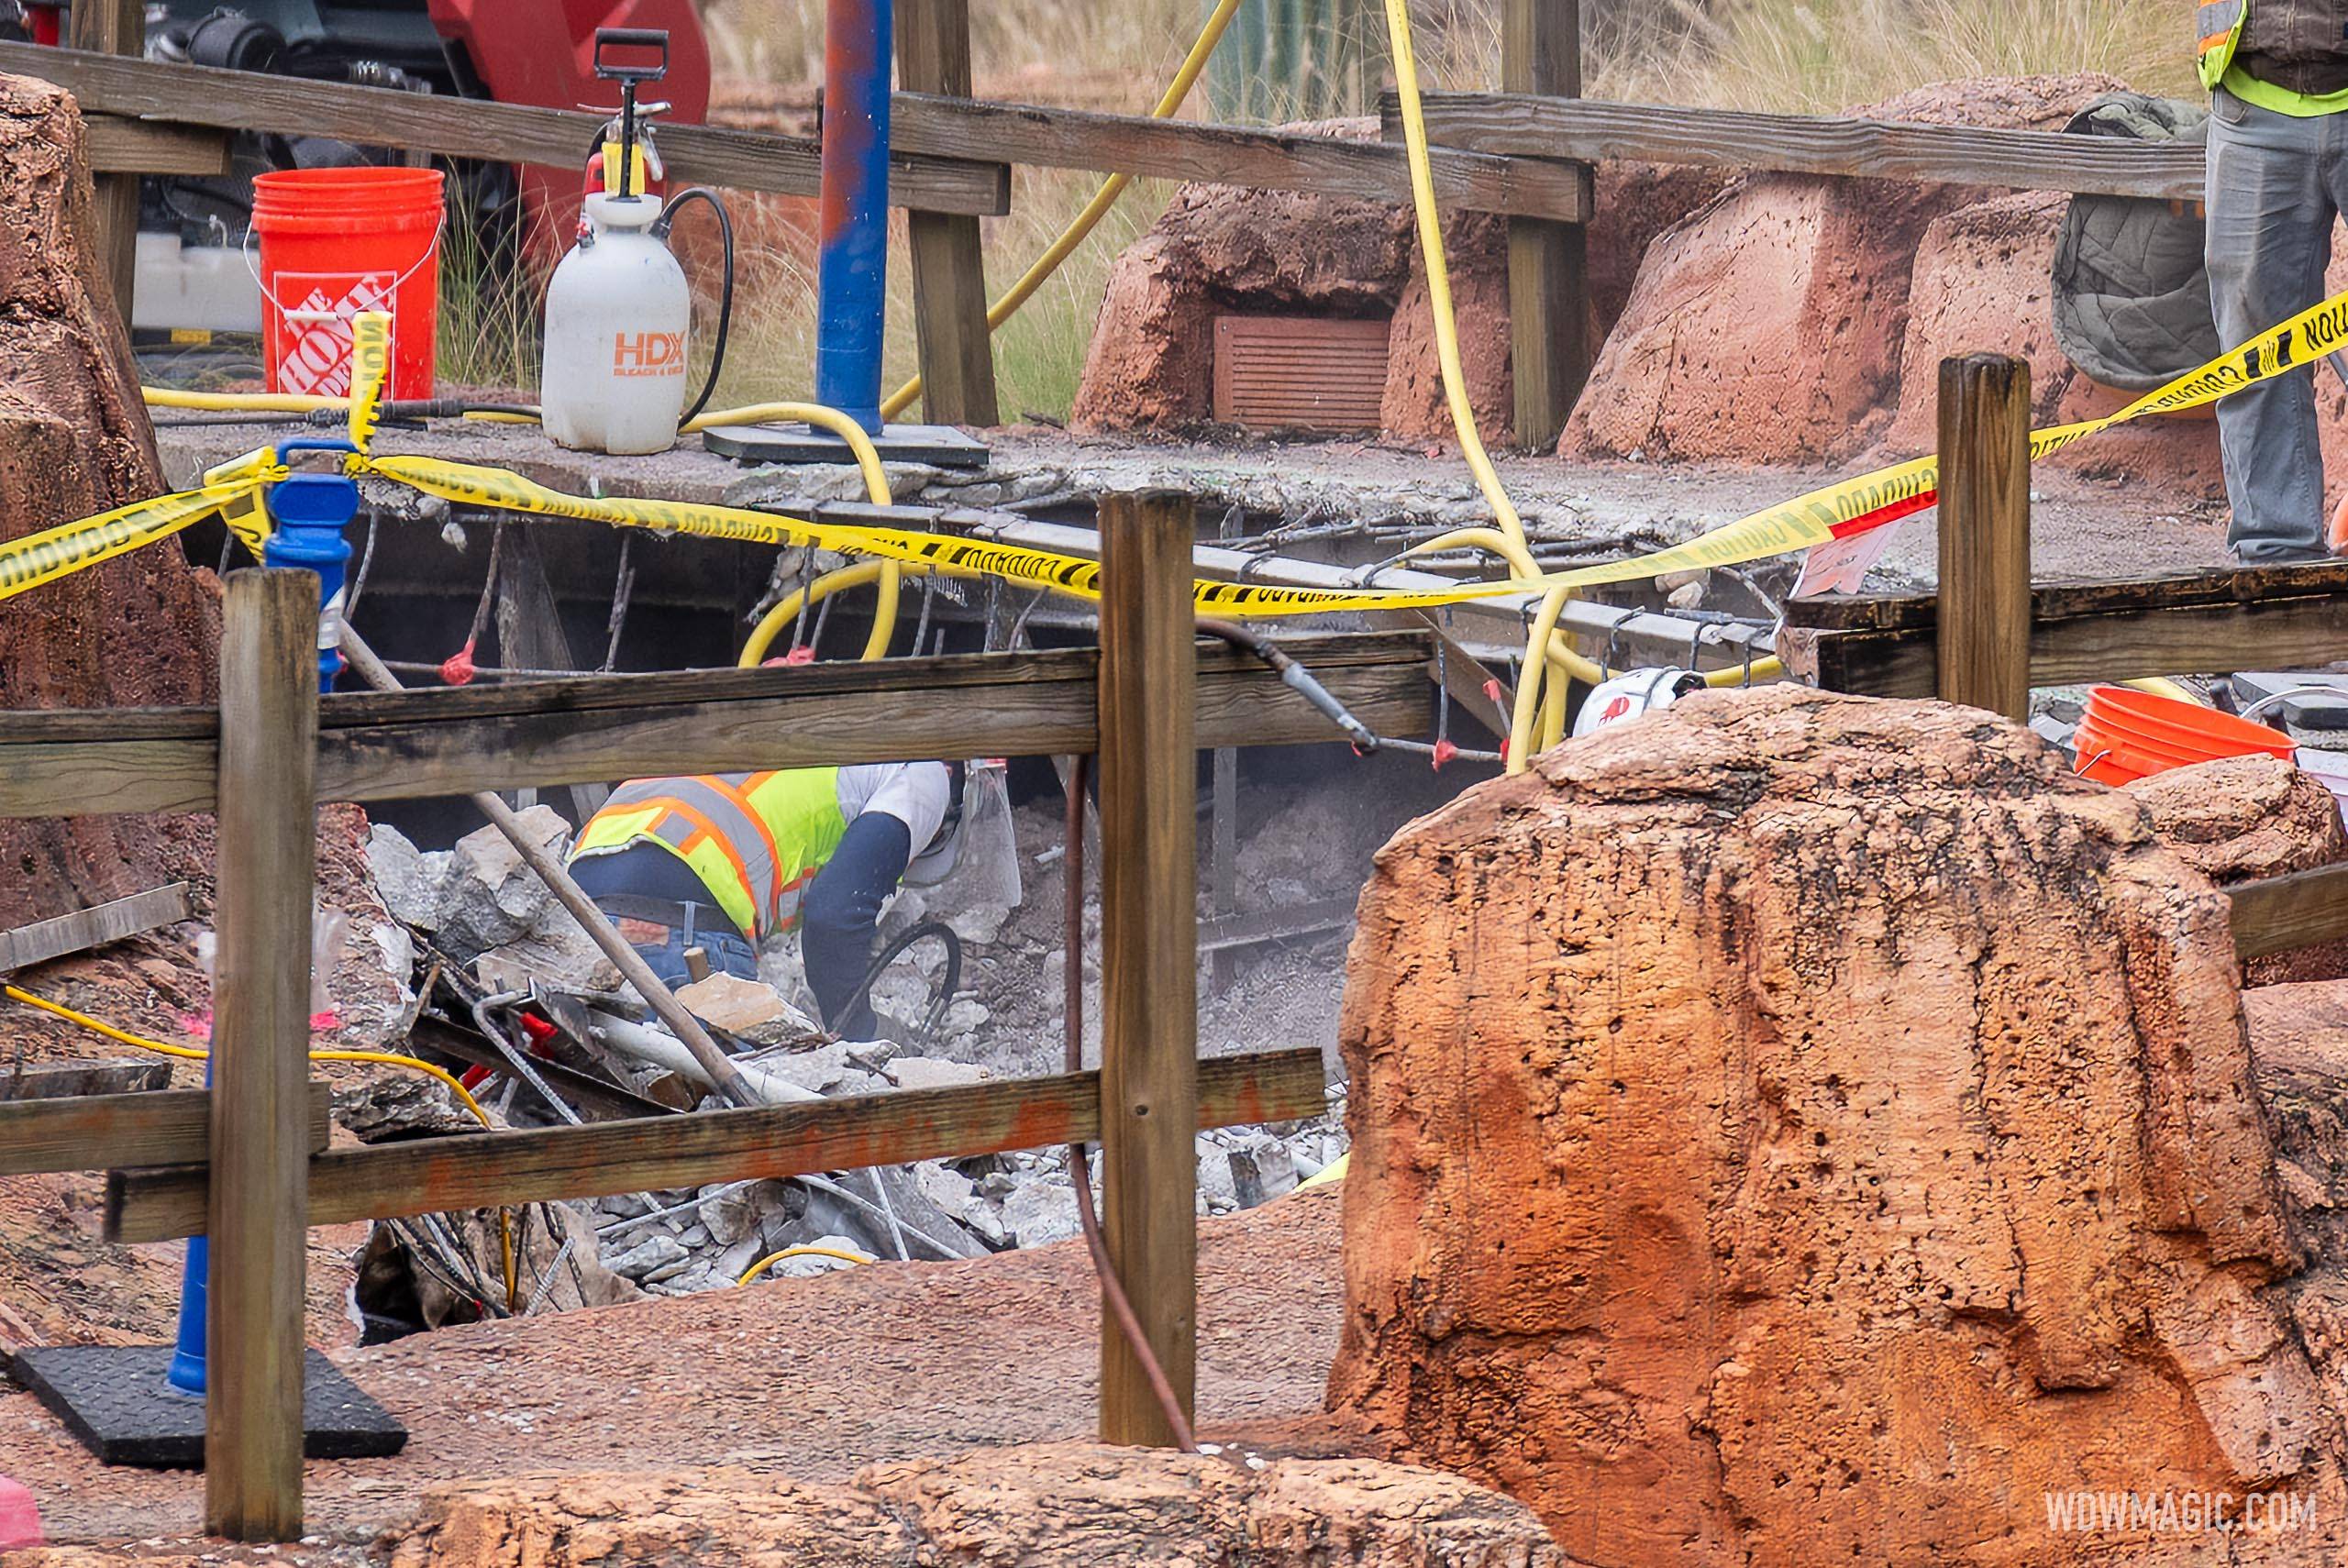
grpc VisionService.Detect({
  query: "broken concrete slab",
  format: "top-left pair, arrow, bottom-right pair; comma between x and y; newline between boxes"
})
675,972 -> 824,1046
884,1056 -> 987,1091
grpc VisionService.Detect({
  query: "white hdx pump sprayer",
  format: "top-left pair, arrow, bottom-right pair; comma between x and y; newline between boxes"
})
540,28 -> 735,456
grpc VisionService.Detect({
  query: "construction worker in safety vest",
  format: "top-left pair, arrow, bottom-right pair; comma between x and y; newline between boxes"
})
2199,0 -> 2348,561
567,762 -> 958,1040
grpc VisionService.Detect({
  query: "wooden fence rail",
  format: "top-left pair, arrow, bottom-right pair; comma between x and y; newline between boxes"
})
1390,90 -> 2207,200
0,632 -> 1431,819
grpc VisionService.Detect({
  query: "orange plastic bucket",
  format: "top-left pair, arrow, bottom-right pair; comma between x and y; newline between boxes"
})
252,168 -> 444,401
2074,687 -> 2295,785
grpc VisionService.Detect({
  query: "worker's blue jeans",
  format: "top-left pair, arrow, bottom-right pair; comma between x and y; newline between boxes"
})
2206,84 -> 2348,561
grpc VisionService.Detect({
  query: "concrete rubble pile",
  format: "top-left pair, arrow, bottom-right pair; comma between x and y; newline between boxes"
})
356,807 -> 1342,1316
1330,686 -> 2348,1565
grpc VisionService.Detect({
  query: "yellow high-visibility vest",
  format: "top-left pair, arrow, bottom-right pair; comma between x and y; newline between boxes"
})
568,767 -> 850,941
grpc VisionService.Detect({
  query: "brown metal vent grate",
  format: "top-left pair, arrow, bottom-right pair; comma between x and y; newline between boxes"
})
1212,315 -> 1391,434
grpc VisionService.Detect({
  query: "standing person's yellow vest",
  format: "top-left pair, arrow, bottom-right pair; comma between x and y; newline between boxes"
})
2199,0 -> 2348,113
569,768 -> 851,941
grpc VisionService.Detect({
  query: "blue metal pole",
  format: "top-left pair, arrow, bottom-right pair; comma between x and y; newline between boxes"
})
166,444 -> 357,1398
814,0 -> 892,434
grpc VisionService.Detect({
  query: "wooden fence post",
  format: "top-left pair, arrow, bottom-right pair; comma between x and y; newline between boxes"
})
898,0 -> 1001,427
1935,353 -> 2032,721
205,569 -> 320,1541
1095,490 -> 1198,1446
1502,0 -> 1589,450
72,0 -> 145,326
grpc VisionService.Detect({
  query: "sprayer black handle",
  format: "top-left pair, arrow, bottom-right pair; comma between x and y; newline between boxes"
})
593,28 -> 670,83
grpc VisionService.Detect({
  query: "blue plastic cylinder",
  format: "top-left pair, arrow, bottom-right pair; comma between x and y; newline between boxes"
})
260,443 -> 360,691
813,0 -> 892,434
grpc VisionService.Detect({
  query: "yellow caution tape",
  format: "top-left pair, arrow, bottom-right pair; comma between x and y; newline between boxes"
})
348,312 -> 390,456
18,291 -> 2348,614
0,480 -> 268,601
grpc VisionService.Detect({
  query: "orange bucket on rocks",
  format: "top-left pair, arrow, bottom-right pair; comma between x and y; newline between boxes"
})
252,167 -> 444,400
2073,685 -> 2296,785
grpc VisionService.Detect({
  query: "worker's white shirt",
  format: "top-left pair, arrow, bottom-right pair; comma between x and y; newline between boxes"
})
836,761 -> 951,853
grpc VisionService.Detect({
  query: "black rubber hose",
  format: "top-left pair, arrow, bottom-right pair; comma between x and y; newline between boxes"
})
655,186 -> 736,427
836,918 -> 962,1046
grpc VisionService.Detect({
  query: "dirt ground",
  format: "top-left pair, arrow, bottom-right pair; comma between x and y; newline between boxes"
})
0,1186 -> 1361,1550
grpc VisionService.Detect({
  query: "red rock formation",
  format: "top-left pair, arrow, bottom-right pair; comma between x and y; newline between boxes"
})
1328,688 -> 2336,1565
1564,74 -> 2128,466
1072,127 -> 1723,444
2128,754 -> 2348,985
0,72 -> 222,925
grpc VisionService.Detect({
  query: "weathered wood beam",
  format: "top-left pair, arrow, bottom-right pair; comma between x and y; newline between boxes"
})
0,634 -> 1432,818
1778,563 -> 2348,698
105,1048 -> 1327,1244
0,883 -> 191,973
0,1057 -> 171,1101
0,41 -> 1008,215
2233,864 -> 2348,962
0,1083 -> 331,1176
84,115 -> 232,176
1387,90 -> 2205,200
892,92 -> 1589,221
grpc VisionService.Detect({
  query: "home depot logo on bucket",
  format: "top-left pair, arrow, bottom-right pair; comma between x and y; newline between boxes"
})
274,272 -> 395,398
613,331 -> 686,379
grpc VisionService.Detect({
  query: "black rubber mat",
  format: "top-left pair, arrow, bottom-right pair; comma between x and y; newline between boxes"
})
11,1344 -> 406,1468
701,420 -> 991,469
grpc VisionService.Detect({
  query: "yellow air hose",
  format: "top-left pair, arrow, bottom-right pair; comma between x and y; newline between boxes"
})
878,0 -> 1246,424
6,983 -> 518,1307
737,1244 -> 873,1285
1378,0 -> 1778,767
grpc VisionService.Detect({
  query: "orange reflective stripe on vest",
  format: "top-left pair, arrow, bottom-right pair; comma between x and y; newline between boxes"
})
570,767 -> 851,942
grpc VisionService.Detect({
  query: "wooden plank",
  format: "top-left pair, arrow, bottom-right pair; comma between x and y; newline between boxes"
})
85,115 -> 232,176
898,0 -> 1001,427
1935,354 -> 2032,720
1501,0 -> 1589,449
0,635 -> 1432,818
0,1082 -> 329,1175
1396,91 -> 2206,200
105,1048 -> 1326,1244
1778,569 -> 2348,698
1198,895 -> 1358,955
70,0 -> 145,326
2233,864 -> 2348,961
205,569 -> 318,1542
892,92 -> 1589,222
0,1057 -> 171,1101
0,42 -> 1008,217
0,883 -> 191,973
1787,558 -> 2348,633
1095,490 -> 1199,1446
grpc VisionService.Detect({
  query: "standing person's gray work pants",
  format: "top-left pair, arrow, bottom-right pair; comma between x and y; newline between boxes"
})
2206,83 -> 2348,561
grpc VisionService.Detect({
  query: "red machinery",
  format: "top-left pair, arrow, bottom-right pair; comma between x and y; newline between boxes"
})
424,0 -> 709,240
6,1 -> 711,246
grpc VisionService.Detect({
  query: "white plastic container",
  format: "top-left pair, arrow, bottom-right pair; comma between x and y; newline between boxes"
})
540,193 -> 691,455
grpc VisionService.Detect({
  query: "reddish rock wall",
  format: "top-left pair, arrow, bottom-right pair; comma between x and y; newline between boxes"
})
1072,130 -> 1723,444
1327,688 -> 2338,1565
1563,74 -> 2142,468
0,72 -> 222,924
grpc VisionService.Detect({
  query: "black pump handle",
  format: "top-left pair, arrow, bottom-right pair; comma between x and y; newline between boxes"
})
593,28 -> 670,83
